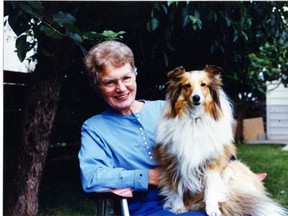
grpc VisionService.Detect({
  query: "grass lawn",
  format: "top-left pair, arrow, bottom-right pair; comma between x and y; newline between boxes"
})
38,144 -> 288,215
38,152 -> 96,216
237,144 -> 288,208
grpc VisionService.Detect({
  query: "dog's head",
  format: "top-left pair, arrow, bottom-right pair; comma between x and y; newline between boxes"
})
165,65 -> 223,120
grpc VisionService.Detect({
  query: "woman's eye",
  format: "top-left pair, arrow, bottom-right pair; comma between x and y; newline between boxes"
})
104,81 -> 114,86
122,76 -> 132,82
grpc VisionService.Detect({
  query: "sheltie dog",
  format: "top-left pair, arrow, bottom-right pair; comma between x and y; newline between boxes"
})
154,66 -> 287,216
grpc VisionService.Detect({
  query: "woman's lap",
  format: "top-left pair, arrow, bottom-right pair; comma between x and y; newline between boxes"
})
143,209 -> 207,216
129,187 -> 207,216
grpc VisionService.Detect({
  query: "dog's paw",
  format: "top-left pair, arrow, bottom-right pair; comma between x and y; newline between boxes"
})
206,205 -> 222,216
164,202 -> 188,214
172,207 -> 188,214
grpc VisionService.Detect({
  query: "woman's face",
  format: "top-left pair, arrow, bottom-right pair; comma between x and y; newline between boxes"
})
97,63 -> 137,114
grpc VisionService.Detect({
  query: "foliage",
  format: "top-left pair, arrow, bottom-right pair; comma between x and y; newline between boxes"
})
4,1 -> 125,62
5,1 -> 288,102
141,1 -> 287,143
144,1 -> 288,103
145,1 -> 205,67
245,4 -> 288,101
249,38 -> 288,92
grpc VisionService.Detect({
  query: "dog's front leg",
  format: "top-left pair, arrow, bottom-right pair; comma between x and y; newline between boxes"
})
162,185 -> 188,214
165,192 -> 187,214
205,169 -> 227,216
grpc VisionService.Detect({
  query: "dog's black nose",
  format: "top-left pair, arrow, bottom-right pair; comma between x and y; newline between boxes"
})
192,95 -> 200,103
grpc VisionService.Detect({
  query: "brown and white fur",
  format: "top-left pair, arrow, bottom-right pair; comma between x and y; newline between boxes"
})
154,66 -> 287,216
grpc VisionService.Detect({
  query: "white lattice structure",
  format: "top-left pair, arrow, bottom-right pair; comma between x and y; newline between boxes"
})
266,82 -> 288,141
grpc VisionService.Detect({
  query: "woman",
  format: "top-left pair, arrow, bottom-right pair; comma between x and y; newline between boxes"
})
78,40 -> 207,215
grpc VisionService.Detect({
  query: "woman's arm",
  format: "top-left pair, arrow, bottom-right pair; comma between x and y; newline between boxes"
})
79,125 -> 149,193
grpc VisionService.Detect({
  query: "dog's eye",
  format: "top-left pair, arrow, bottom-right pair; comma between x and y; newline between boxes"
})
201,83 -> 206,87
183,83 -> 191,88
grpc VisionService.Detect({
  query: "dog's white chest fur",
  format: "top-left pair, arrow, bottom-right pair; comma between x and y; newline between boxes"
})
160,115 -> 229,159
156,102 -> 233,192
156,91 -> 234,168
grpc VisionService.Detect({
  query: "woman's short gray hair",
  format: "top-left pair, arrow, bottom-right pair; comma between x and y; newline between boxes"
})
84,40 -> 135,89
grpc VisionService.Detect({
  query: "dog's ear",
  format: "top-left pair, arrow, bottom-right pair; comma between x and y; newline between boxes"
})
204,65 -> 223,75
204,65 -> 223,86
167,66 -> 186,81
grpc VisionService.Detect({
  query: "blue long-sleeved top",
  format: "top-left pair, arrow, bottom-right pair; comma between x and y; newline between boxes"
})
78,100 -> 165,193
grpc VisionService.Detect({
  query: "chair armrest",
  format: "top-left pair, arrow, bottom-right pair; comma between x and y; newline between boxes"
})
107,188 -> 133,197
86,189 -> 131,216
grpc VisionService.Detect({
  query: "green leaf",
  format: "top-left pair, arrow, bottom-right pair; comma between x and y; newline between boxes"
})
101,30 -> 125,40
83,31 -> 105,40
241,31 -> 248,41
225,16 -> 232,27
167,42 -> 176,51
189,14 -> 202,30
64,25 -> 82,35
67,31 -> 82,43
189,15 -> 197,24
79,45 -> 88,56
83,30 -> 125,41
16,35 -> 29,62
182,7 -> 190,27
196,18 -> 202,30
167,1 -> 176,7
18,2 -> 33,14
164,53 -> 169,67
19,2 -> 43,19
65,25 -> 83,43
161,4 -> 168,14
233,31 -> 238,42
53,11 -> 76,27
40,25 -> 63,39
147,18 -> 159,32
27,1 -> 44,11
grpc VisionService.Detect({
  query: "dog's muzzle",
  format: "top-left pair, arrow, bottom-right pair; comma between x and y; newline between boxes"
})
192,95 -> 201,106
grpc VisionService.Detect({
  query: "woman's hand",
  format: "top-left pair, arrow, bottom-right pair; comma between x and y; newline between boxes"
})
149,167 -> 160,186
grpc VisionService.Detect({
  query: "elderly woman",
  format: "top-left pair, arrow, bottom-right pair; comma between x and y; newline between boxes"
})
78,40 -> 208,216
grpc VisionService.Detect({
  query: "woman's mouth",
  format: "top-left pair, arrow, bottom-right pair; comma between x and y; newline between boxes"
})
115,93 -> 129,100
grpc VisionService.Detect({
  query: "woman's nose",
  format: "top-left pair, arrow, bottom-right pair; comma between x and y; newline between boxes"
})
115,80 -> 127,91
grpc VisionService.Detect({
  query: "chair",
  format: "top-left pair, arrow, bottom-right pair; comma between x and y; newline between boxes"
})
88,190 -> 131,216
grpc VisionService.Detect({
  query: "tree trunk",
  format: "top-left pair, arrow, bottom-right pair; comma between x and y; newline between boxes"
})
235,102 -> 248,144
8,76 -> 62,216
